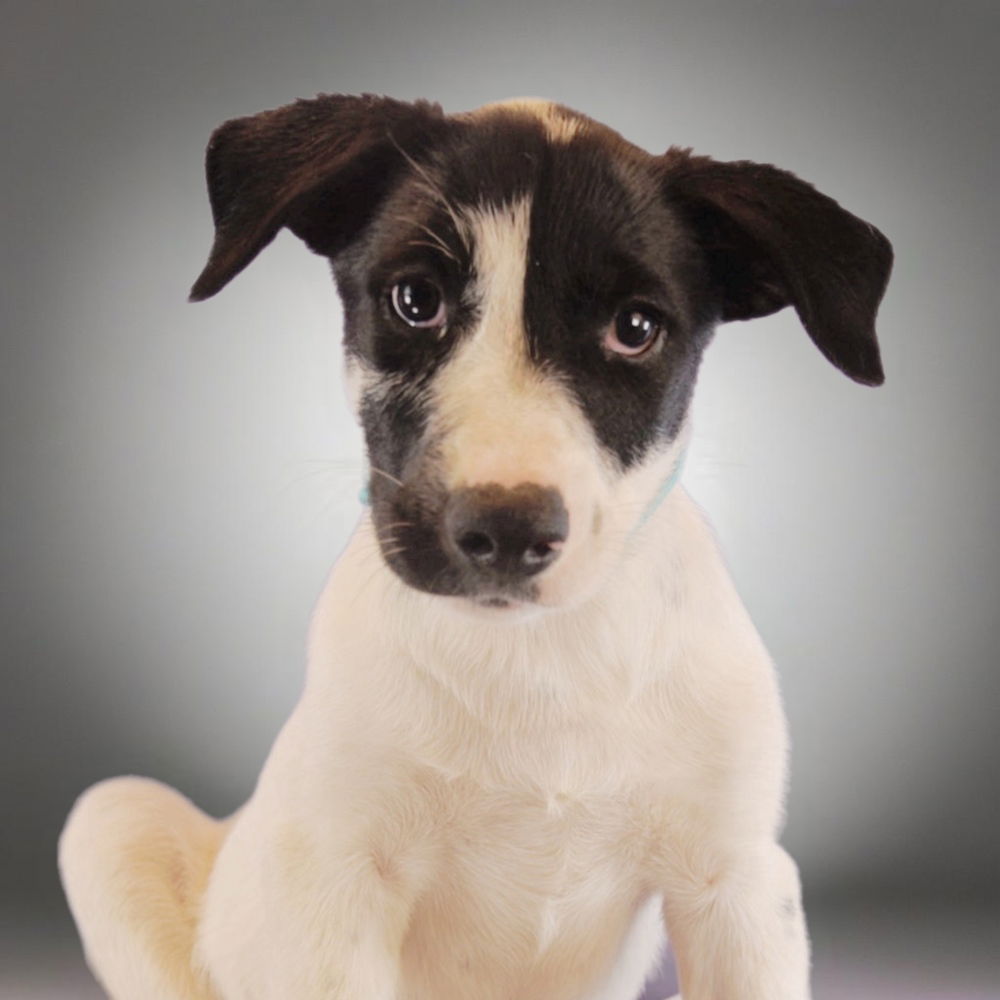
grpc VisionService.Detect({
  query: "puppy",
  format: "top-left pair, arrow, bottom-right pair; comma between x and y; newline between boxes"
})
59,95 -> 892,1000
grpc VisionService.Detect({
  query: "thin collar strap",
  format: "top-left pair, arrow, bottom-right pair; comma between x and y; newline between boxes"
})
635,446 -> 687,531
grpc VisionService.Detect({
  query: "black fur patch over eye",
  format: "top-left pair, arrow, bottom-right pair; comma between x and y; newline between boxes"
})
518,134 -> 716,467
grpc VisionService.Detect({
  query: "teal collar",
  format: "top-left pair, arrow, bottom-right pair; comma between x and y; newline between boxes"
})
635,446 -> 687,531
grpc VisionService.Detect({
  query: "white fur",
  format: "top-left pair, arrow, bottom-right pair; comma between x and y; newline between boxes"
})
60,104 -> 812,999
60,491 -> 809,999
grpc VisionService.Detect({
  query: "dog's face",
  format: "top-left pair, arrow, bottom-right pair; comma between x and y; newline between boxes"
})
191,95 -> 892,615
332,102 -> 716,613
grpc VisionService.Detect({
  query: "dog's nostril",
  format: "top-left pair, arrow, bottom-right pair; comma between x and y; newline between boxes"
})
458,530 -> 498,565
523,539 -> 561,568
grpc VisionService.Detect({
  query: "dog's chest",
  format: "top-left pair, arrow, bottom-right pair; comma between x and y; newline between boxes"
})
400,777 -> 657,1000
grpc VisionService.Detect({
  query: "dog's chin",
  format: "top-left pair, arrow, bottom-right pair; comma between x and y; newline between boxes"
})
442,594 -> 550,625
437,557 -> 616,624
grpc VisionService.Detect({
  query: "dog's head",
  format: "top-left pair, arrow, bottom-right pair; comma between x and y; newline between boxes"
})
191,95 -> 892,615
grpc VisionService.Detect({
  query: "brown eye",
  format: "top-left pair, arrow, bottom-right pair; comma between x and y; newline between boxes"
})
604,308 -> 663,356
390,278 -> 446,328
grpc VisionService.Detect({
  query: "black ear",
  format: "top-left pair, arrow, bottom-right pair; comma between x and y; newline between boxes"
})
663,150 -> 893,385
189,93 -> 449,301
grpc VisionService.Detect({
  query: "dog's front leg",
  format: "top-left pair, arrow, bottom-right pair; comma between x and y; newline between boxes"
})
261,863 -> 408,1000
198,770 -> 435,1000
661,841 -> 810,1000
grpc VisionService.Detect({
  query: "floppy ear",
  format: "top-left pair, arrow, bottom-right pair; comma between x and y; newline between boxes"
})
189,93 -> 448,301
662,150 -> 893,385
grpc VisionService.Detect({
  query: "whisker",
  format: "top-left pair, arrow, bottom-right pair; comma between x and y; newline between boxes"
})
406,239 -> 460,264
369,467 -> 405,488
393,214 -> 454,254
388,134 -> 469,249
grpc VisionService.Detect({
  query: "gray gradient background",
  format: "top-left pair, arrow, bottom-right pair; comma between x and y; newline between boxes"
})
2,2 -> 998,997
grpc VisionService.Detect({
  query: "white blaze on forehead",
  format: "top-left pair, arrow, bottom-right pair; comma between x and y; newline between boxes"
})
467,97 -> 582,144
432,197 -> 602,508
465,198 -> 532,358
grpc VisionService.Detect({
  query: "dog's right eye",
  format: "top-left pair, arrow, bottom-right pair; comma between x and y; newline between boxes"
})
389,278 -> 446,329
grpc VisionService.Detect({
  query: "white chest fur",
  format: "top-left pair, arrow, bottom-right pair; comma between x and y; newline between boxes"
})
190,492 -> 790,1000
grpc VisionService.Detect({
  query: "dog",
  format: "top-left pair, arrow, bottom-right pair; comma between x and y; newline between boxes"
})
59,94 -> 892,1000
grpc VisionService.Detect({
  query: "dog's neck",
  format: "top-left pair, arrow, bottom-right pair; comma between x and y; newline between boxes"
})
313,493 -> 703,722
303,441 -> 721,794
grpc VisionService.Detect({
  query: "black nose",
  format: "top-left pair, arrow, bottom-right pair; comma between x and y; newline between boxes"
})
445,484 -> 568,579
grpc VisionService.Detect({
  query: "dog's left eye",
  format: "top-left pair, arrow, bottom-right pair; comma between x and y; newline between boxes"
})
390,278 -> 446,328
603,307 -> 663,357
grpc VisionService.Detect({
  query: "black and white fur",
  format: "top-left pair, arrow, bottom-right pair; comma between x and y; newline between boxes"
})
59,94 -> 892,1000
